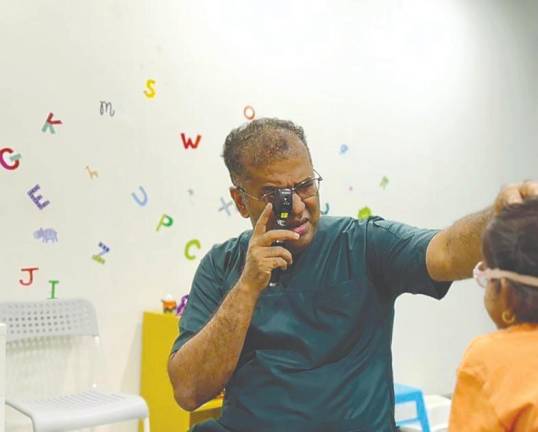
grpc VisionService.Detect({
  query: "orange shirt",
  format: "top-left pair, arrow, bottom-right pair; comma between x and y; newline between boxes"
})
449,324 -> 538,432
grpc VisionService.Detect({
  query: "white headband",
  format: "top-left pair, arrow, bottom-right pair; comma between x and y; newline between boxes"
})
484,268 -> 538,288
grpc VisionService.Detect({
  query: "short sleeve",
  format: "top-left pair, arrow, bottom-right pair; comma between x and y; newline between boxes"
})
170,248 -> 225,355
366,217 -> 452,299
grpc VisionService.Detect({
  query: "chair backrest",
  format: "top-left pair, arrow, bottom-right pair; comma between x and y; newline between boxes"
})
1,299 -> 103,415
0,299 -> 99,342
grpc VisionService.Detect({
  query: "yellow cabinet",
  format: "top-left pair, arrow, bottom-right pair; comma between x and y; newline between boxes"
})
139,311 -> 222,432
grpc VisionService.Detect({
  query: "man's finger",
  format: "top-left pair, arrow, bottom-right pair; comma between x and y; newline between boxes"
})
520,180 -> 538,199
496,185 -> 523,213
261,229 -> 300,246
265,246 -> 294,266
253,203 -> 273,237
271,257 -> 288,271
505,189 -> 523,205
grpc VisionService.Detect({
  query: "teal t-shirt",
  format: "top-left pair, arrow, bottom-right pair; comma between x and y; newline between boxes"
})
172,216 -> 452,432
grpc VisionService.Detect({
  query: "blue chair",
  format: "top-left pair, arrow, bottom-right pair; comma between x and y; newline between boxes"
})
394,383 -> 430,432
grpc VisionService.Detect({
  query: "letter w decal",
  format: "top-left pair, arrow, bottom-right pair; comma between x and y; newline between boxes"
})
180,133 -> 202,149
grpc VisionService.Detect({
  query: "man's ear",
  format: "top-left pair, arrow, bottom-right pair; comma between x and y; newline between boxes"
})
230,187 -> 249,218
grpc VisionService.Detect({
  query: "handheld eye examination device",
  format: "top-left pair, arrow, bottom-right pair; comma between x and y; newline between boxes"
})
269,188 -> 293,287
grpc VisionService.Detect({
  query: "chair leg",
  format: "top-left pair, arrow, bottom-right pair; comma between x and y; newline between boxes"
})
416,396 -> 430,432
143,416 -> 151,432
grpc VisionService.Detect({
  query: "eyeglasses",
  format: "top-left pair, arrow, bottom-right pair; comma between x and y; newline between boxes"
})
235,170 -> 323,204
473,261 -> 538,289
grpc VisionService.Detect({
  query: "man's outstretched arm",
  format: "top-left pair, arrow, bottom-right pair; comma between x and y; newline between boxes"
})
426,181 -> 538,282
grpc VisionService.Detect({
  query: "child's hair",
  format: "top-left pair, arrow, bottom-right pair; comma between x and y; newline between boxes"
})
483,197 -> 538,323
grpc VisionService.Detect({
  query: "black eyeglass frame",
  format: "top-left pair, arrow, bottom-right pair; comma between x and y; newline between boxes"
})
234,170 -> 323,203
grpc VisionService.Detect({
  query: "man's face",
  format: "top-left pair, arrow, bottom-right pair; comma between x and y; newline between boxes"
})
230,137 -> 320,255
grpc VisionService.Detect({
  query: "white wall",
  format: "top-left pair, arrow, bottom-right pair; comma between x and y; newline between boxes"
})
1,0 -> 537,429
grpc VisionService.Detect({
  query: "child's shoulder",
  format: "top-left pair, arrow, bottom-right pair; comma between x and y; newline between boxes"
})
462,325 -> 538,369
462,331 -> 499,359
458,330 -> 508,371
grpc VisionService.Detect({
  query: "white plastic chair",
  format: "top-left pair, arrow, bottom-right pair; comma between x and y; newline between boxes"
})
0,299 -> 150,432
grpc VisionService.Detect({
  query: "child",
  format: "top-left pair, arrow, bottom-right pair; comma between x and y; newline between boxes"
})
449,198 -> 538,431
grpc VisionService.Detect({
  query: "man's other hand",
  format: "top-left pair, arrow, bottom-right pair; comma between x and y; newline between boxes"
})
495,181 -> 538,214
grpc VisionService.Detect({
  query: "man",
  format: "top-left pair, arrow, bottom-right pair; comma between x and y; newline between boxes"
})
168,118 -> 538,432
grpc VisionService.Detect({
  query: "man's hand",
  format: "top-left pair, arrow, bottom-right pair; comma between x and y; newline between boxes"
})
494,181 -> 538,213
427,180 -> 538,281
168,207 -> 301,411
240,203 -> 300,293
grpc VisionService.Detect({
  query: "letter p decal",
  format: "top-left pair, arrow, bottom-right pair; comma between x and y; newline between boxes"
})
156,214 -> 174,231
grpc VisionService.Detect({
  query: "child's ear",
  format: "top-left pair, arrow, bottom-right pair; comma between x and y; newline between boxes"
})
230,187 -> 249,218
499,279 -> 518,322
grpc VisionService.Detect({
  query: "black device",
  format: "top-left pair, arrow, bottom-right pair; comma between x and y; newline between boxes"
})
269,188 -> 293,287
